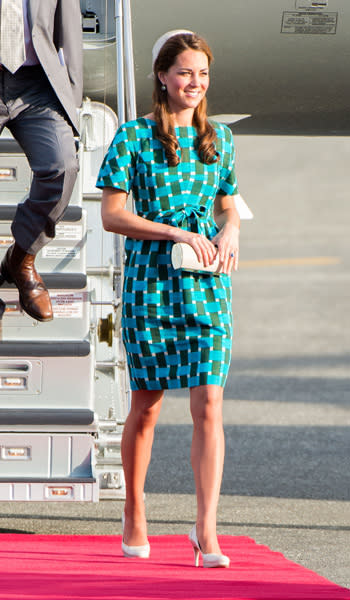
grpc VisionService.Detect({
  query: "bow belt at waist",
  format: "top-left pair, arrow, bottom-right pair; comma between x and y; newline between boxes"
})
145,205 -> 209,233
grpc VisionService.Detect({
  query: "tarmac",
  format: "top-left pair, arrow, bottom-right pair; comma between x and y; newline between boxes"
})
0,135 -> 349,589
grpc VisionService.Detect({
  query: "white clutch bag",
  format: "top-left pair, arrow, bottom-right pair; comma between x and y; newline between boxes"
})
233,194 -> 253,220
170,194 -> 252,273
171,242 -> 222,273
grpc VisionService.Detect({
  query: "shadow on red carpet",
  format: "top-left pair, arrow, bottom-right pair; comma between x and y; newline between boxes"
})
0,534 -> 349,600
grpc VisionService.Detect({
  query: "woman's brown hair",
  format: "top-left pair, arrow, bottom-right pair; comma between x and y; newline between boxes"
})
152,33 -> 218,167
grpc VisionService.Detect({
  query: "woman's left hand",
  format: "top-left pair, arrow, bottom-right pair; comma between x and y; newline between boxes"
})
211,223 -> 240,274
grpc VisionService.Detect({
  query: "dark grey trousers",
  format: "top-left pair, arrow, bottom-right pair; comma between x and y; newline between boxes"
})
0,65 -> 78,255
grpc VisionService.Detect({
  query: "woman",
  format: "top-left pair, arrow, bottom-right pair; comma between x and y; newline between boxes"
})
97,30 -> 240,568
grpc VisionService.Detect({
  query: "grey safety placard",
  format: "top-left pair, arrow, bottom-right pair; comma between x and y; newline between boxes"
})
281,11 -> 337,34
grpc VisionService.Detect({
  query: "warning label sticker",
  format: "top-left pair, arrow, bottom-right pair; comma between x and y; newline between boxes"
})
281,12 -> 337,34
51,293 -> 85,319
41,246 -> 81,260
55,224 -> 83,241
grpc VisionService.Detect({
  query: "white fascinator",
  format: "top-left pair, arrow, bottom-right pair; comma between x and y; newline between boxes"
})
150,29 -> 194,77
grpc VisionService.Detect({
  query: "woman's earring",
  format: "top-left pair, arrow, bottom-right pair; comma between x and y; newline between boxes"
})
161,84 -> 167,91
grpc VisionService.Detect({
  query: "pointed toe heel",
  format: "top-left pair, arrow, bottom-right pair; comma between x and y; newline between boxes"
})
188,525 -> 230,568
121,540 -> 150,559
121,512 -> 150,559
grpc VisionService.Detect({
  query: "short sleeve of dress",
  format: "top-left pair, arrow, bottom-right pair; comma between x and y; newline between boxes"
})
216,124 -> 239,197
96,123 -> 138,193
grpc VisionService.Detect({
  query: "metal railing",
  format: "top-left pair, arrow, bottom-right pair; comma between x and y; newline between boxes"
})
115,0 -> 137,125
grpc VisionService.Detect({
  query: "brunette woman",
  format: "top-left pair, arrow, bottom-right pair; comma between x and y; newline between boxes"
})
97,30 -> 240,567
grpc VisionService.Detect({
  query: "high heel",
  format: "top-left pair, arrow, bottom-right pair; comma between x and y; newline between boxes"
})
121,512 -> 150,559
189,525 -> 230,568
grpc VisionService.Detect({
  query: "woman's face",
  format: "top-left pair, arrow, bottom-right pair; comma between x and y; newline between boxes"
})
159,49 -> 210,115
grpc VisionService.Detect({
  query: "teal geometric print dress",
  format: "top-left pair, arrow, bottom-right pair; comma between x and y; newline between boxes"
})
96,117 -> 238,390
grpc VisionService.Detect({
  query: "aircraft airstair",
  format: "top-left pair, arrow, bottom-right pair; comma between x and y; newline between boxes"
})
0,0 -> 135,501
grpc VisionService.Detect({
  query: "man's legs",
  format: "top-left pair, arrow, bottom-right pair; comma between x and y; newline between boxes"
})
0,66 -> 78,321
9,104 -> 78,254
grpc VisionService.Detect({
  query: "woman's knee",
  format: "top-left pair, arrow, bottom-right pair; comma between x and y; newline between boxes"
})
129,390 -> 163,429
190,385 -> 223,424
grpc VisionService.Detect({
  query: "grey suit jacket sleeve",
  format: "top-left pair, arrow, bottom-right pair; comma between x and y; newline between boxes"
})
53,0 -> 83,109
30,0 -> 83,134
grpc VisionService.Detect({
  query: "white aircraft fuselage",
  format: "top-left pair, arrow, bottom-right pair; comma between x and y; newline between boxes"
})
81,0 -> 350,134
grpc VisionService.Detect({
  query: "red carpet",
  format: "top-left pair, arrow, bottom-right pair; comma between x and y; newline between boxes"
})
0,534 -> 349,600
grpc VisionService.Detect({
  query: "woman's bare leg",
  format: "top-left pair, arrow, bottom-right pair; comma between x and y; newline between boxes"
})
190,384 -> 225,554
121,389 -> 163,546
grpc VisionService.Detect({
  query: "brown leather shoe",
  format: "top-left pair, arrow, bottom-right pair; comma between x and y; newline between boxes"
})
0,243 -> 53,322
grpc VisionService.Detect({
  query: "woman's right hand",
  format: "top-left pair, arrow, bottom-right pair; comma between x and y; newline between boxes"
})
172,229 -> 217,268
